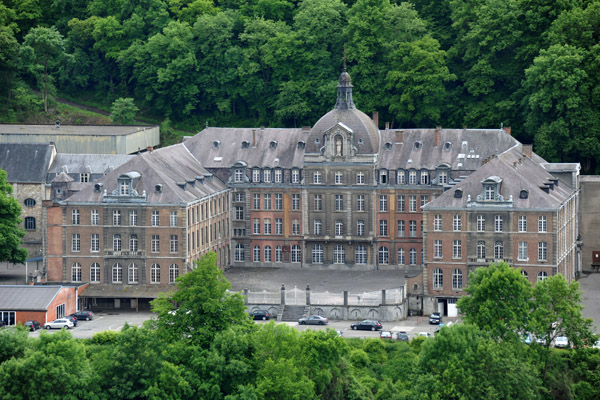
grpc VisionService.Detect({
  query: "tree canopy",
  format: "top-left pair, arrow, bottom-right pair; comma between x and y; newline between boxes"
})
0,169 -> 27,264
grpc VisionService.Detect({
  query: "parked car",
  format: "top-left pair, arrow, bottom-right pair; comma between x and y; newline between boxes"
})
64,315 -> 78,327
396,331 -> 410,341
429,312 -> 442,325
350,320 -> 383,331
44,319 -> 74,330
71,310 -> 94,321
380,331 -> 393,339
249,310 -> 270,320
298,315 -> 329,325
23,321 -> 41,331
555,336 -> 569,348
417,332 -> 433,338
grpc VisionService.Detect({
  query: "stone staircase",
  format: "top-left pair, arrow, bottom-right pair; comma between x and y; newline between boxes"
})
280,305 -> 306,322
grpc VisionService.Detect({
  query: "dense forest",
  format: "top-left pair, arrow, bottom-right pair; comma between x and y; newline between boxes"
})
1,0 -> 599,171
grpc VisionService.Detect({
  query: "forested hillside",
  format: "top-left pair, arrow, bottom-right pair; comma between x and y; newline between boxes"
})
1,0 -> 599,171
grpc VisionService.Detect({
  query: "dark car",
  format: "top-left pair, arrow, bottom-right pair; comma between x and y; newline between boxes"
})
429,312 -> 442,325
350,320 -> 383,331
70,310 -> 94,321
298,315 -> 329,325
24,320 -> 41,331
249,310 -> 270,320
396,331 -> 409,341
64,315 -> 78,327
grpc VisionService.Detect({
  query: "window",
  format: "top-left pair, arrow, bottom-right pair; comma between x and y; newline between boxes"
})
253,193 -> 260,210
169,264 -> 179,283
151,263 -> 160,283
263,169 -> 271,183
494,215 -> 503,232
265,246 -> 272,262
119,180 -> 130,195
170,211 -> 178,226
438,170 -> 448,184
518,241 -> 528,261
292,194 -> 300,210
253,219 -> 260,234
112,263 -> 123,283
409,220 -> 417,237
291,169 -> 300,183
485,185 -> 495,200
335,220 -> 344,236
538,242 -> 548,261
409,195 -> 417,212
494,241 -> 504,259
434,240 -> 443,258
453,215 -> 462,231
275,193 -> 282,210
72,209 -> 80,225
91,234 -> 99,252
477,215 -> 485,232
477,241 -> 486,259
379,219 -> 388,236
253,245 -> 261,262
409,170 -> 417,185
292,219 -> 300,235
356,245 -> 367,264
334,245 -> 345,264
72,233 -> 80,252
518,216 -> 527,232
356,172 -> 365,184
433,269 -> 443,289
409,249 -> 417,265
275,218 -> 283,234
378,246 -> 389,264
379,195 -> 388,211
274,169 -> 282,183
537,271 -> 548,281
397,248 -> 405,265
291,245 -> 301,263
397,195 -> 405,211
24,198 -> 36,207
420,171 -> 429,185
275,246 -> 282,262
397,220 -> 405,237
314,219 -> 322,235
421,195 -> 429,207
112,234 -> 122,252
264,218 -> 272,234
25,217 -> 36,230
232,206 -> 244,221
380,170 -> 388,184
334,171 -> 343,184
151,210 -> 159,226
234,169 -> 243,183
314,194 -> 322,210
128,263 -> 138,284
453,240 -> 462,259
263,194 -> 271,210
538,216 -> 547,232
357,220 -> 365,236
126,234 -> 137,252
151,235 -> 160,253
71,263 -> 82,282
356,195 -> 364,211
170,235 -> 178,253
90,263 -> 100,283
312,244 -> 324,263
434,215 -> 442,231
126,210 -> 136,226
91,209 -> 99,225
80,173 -> 90,183
335,195 -> 344,211
113,210 -> 121,225
452,269 -> 463,289
397,170 -> 405,184
252,169 -> 261,183
235,244 -> 244,261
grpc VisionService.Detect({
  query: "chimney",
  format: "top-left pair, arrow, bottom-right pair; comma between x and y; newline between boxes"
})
395,130 -> 403,144
385,122 -> 390,130
522,144 -> 532,158
435,126 -> 441,147
372,111 -> 379,128
302,126 -> 311,131
503,126 -> 512,136
252,129 -> 257,147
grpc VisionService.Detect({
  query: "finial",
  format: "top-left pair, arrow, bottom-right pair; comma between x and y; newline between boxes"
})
343,47 -> 347,72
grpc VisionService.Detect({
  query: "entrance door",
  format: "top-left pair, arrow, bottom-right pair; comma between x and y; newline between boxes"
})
447,298 -> 458,317
437,300 -> 444,315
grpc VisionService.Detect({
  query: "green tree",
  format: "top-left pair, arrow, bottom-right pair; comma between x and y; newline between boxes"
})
0,326 -> 29,364
151,252 -> 248,346
0,169 -> 27,264
110,97 -> 138,124
457,262 -> 532,341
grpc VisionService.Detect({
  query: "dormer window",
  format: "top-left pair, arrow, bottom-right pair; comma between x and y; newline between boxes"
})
397,170 -> 405,184
119,179 -> 130,195
252,169 -> 261,183
241,141 -> 249,149
297,141 -> 305,149
420,170 -> 429,185
234,169 -> 244,183
485,185 -> 495,200
414,141 -> 422,150
315,138 -> 320,144
263,169 -> 272,183
385,142 -> 392,150
454,189 -> 463,198
358,138 -> 364,145
380,170 -> 388,184
519,190 -> 529,199
212,140 -> 220,149
443,142 -> 452,151
270,141 -> 278,149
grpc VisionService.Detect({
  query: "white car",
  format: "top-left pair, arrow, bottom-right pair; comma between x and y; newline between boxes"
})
44,318 -> 74,330
554,336 -> 569,348
417,332 -> 433,338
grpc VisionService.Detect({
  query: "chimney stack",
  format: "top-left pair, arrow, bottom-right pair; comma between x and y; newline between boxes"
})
522,144 -> 532,158
385,122 -> 390,130
435,126 -> 441,147
503,126 -> 512,136
252,129 -> 257,147
395,130 -> 403,144
372,111 -> 379,128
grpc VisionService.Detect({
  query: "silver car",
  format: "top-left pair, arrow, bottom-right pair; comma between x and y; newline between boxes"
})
44,318 -> 74,330
298,315 -> 329,325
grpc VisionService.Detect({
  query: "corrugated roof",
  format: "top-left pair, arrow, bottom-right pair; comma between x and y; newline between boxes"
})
0,143 -> 54,182
0,124 -> 156,136
48,153 -> 134,175
0,286 -> 64,310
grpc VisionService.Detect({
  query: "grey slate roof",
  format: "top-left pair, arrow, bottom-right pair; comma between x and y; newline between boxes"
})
425,147 -> 574,210
0,124 -> 154,136
0,285 -> 63,311
377,128 -> 520,171
183,127 -> 309,169
48,153 -> 134,176
64,143 -> 227,204
0,143 -> 54,183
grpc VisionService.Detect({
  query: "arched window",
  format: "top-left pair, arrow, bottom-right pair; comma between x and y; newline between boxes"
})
452,269 -> 463,289
129,234 -> 138,252
128,263 -> 138,284
24,198 -> 36,207
521,270 -> 529,280
235,244 -> 244,262
151,263 -> 160,283
264,246 -> 272,262
71,262 -> 82,282
378,246 -> 389,265
169,263 -> 179,283
333,245 -> 345,264
113,234 -> 122,252
112,263 -> 122,283
90,263 -> 100,283
291,245 -> 301,263
433,269 -> 443,289
537,271 -> 548,282
275,246 -> 282,262
409,248 -> 417,265
397,248 -> 405,265
253,245 -> 261,262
